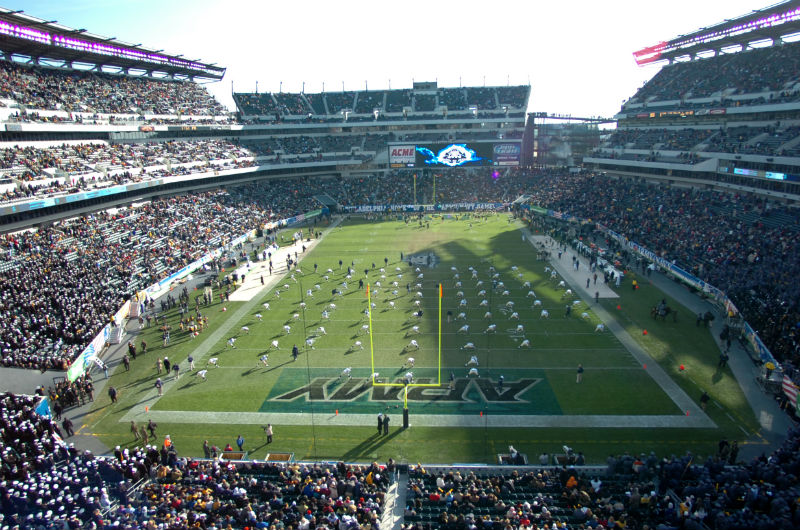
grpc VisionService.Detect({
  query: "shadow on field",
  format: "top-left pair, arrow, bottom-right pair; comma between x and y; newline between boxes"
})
243,360 -> 293,375
341,428 -> 403,461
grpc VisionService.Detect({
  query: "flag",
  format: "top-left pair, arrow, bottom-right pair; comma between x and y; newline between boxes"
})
783,375 -> 798,410
35,397 -> 51,419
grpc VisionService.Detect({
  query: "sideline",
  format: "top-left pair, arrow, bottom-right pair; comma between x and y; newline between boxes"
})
120,217 -> 344,424
228,218 -> 342,302
520,225 -> 714,426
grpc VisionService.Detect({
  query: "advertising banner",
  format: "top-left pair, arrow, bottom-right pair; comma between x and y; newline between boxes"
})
493,143 -> 521,166
388,145 -> 416,168
343,202 -> 505,213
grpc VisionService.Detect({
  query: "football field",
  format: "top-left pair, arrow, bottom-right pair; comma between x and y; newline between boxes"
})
87,214 -> 759,463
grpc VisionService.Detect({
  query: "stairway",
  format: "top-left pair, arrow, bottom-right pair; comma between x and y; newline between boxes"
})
379,470 -> 408,530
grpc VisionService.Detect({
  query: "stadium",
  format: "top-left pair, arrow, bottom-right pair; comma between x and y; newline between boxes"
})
1,1 -> 799,529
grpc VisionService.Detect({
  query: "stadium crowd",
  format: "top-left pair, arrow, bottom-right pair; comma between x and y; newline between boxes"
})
0,140 -> 252,181
4,166 -> 798,373
598,124 -> 800,159
338,168 -> 535,207
4,385 -> 800,529
1,397 -> 391,530
0,60 -> 227,116
0,190 -> 268,370
403,426 -> 800,530
526,171 -> 800,367
625,40 -> 800,105
233,86 -> 528,120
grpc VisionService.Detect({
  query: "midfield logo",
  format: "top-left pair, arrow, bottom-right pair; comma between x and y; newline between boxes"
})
271,377 -> 542,403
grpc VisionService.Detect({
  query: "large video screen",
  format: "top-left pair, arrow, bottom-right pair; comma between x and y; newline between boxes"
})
388,142 -> 520,168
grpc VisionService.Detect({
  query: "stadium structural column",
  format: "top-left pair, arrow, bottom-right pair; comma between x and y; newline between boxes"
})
403,386 -> 409,429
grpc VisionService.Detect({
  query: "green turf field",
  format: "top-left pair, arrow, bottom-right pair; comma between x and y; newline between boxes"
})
86,214 -> 759,464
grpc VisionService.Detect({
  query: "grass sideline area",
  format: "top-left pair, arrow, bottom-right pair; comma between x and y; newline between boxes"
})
83,214 -> 758,464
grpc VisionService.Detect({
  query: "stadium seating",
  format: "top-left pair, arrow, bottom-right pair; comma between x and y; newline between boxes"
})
355,91 -> 386,114
625,41 -> 800,105
466,87 -> 497,110
5,384 -> 800,530
439,88 -> 468,111
527,171 -> 800,366
385,89 -> 412,113
0,190 -> 270,369
0,60 -> 227,117
325,92 -> 356,114
232,86 -> 528,121
0,140 -> 255,203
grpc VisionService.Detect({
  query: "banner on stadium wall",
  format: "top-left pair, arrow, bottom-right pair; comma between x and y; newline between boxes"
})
270,208 -> 328,230
262,208 -> 328,233
66,324 -> 112,382
113,300 -> 131,328
343,202 -> 505,213
742,322 -> 775,364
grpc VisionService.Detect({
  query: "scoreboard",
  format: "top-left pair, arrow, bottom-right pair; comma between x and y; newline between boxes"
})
388,142 -> 521,168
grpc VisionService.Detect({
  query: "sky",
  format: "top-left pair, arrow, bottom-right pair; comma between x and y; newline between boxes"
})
2,0 -> 778,117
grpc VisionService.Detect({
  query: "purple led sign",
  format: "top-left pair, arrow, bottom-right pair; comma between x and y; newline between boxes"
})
0,19 -> 223,76
634,6 -> 800,65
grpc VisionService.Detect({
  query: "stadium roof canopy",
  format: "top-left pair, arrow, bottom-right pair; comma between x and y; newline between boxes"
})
0,6 -> 225,80
633,0 -> 800,66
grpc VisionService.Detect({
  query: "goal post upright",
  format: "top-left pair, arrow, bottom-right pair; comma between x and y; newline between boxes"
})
367,283 -> 375,376
366,281 -> 444,389
438,282 -> 443,385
